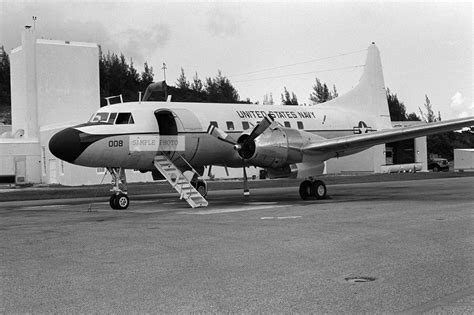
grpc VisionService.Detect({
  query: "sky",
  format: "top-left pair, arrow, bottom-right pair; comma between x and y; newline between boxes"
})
1,0 -> 472,119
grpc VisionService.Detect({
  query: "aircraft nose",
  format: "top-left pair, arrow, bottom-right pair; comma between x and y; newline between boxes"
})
48,128 -> 82,163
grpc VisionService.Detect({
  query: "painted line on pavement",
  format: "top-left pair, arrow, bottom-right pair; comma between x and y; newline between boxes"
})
261,216 -> 302,220
181,205 -> 286,215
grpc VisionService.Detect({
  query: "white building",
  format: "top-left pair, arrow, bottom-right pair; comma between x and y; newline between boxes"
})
0,28 -> 154,185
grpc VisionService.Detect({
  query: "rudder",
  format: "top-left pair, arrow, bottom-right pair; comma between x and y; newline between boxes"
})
325,43 -> 392,130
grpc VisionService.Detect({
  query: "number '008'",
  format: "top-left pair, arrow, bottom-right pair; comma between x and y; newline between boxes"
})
109,140 -> 123,147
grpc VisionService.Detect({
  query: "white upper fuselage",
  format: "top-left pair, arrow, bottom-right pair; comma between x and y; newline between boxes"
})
87,101 -> 363,137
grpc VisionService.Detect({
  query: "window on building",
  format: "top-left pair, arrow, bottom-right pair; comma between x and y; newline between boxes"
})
226,121 -> 235,131
297,121 -> 304,129
242,121 -> 250,130
96,167 -> 106,174
116,112 -> 134,124
210,121 -> 218,128
284,121 -> 291,128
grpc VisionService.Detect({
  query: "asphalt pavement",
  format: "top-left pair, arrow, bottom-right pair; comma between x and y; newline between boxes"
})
1,177 -> 473,313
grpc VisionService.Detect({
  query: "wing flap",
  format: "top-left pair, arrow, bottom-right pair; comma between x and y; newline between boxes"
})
302,117 -> 473,155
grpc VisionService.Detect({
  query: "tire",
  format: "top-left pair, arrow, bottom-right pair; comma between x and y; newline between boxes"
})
115,193 -> 129,210
312,180 -> 327,200
109,195 -> 118,209
196,182 -> 208,197
299,180 -> 313,200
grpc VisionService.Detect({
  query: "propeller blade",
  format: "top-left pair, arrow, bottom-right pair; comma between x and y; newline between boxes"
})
246,115 -> 274,142
207,124 -> 237,145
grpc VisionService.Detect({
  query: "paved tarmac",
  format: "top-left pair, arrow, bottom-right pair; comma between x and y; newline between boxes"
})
1,177 -> 473,313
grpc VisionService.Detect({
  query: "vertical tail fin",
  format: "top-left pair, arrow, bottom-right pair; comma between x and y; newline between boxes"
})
327,43 -> 392,130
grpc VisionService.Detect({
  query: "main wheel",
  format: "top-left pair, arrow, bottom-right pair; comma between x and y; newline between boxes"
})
109,194 -> 118,209
299,180 -> 314,200
196,181 -> 208,197
312,180 -> 327,199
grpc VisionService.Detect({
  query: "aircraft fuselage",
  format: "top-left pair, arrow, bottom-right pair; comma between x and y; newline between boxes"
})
49,101 -> 369,172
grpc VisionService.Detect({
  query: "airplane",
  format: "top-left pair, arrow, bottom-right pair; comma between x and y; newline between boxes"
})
49,43 -> 474,209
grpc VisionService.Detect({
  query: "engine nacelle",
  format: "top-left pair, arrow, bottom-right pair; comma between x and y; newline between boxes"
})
237,126 -> 324,168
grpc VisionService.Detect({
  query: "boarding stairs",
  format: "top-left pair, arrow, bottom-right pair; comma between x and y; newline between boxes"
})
153,154 -> 208,208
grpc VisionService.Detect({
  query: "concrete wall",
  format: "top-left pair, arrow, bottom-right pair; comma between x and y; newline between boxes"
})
34,39 -> 101,185
11,29 -> 38,139
0,140 -> 41,183
325,145 -> 385,174
414,136 -> 428,171
36,40 -> 100,127
454,149 -> 474,171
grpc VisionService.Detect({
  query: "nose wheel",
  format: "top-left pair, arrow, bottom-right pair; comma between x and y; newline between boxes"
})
108,167 -> 130,209
299,179 -> 327,200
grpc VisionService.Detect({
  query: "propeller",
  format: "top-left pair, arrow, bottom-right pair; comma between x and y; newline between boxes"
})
206,124 -> 237,146
207,115 -> 275,157
206,115 -> 275,196
246,115 -> 274,145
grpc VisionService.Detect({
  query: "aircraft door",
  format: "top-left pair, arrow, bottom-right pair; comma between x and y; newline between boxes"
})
154,109 -> 202,164
155,110 -> 179,160
172,109 -> 202,165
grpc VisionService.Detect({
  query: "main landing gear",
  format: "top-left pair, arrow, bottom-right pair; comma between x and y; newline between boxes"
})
299,179 -> 327,200
190,173 -> 208,197
108,167 -> 130,210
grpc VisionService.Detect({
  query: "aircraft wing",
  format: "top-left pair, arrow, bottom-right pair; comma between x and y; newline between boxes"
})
302,117 -> 473,155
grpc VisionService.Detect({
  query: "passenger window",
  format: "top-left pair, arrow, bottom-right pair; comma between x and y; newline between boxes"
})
210,121 -> 218,128
284,121 -> 291,128
242,121 -> 249,130
297,121 -> 304,129
116,112 -> 134,124
107,112 -> 117,124
226,121 -> 234,131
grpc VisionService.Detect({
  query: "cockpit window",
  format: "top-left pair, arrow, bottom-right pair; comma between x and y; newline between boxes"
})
88,112 -> 118,125
90,112 -> 109,123
115,112 -> 135,124
107,112 -> 117,124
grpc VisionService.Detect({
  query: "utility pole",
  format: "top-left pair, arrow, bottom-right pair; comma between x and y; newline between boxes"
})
161,62 -> 167,82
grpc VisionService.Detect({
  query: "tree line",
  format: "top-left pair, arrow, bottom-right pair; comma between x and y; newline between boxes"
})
99,50 -> 246,105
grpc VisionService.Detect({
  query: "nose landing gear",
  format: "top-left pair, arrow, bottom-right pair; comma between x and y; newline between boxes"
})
299,179 -> 327,200
108,167 -> 129,209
